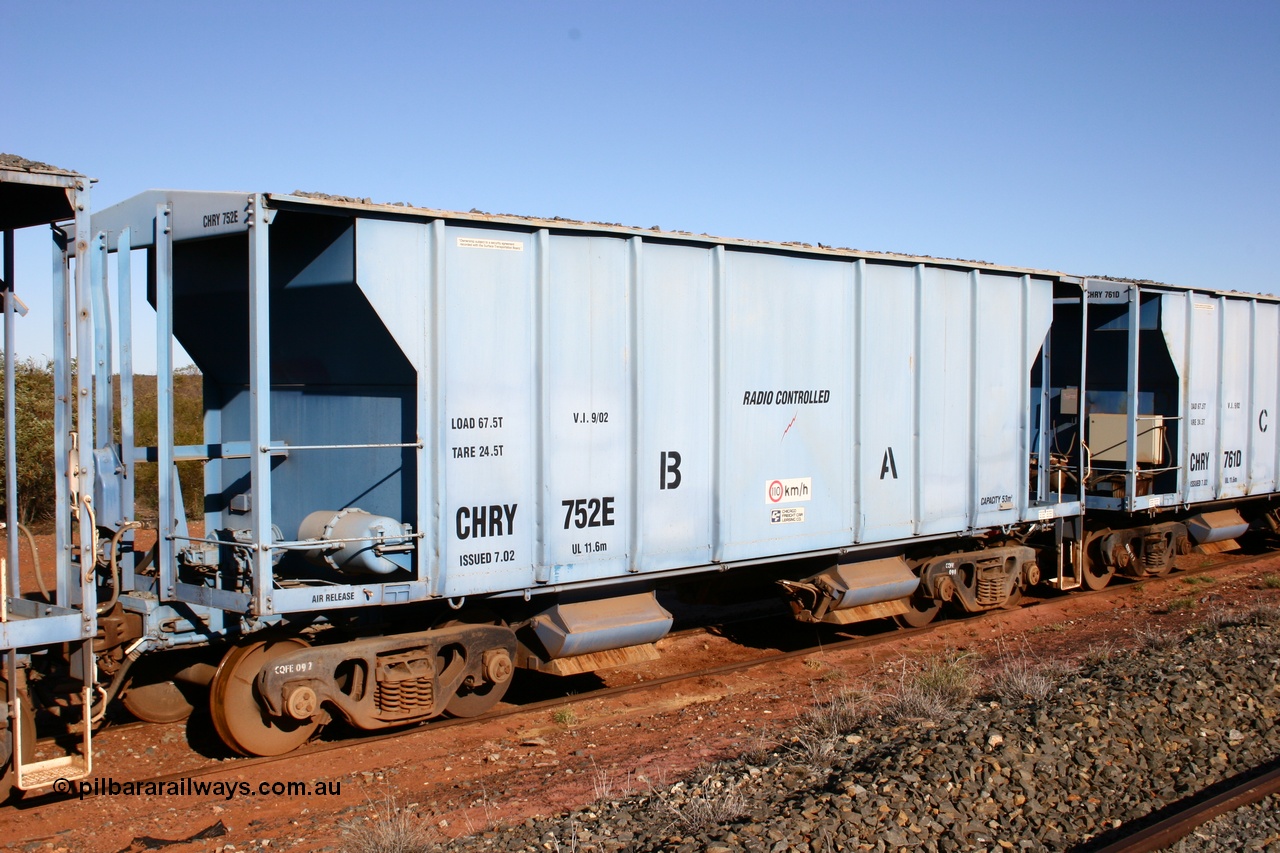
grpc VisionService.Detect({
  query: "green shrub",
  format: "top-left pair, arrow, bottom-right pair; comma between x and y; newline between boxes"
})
126,370 -> 204,524
0,355 -> 203,525
0,356 -> 58,523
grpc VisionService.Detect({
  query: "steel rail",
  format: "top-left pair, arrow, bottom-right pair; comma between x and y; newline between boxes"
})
1089,758 -> 1280,853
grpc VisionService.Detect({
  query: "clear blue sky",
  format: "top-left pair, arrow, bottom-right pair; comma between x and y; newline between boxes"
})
4,1 -> 1278,370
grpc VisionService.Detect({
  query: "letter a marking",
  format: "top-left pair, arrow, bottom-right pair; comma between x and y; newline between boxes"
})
880,447 -> 898,480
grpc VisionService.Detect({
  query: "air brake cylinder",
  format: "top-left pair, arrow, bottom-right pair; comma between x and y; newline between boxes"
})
298,507 -> 413,575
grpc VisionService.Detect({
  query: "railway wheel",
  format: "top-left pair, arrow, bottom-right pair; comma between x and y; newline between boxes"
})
209,638 -> 320,756
1081,530 -> 1116,591
443,647 -> 514,718
893,594 -> 942,629
1082,554 -> 1115,590
436,611 -> 515,718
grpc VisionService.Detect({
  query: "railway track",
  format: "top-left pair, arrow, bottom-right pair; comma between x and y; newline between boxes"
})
1090,758 -> 1280,853
14,546 -> 1277,820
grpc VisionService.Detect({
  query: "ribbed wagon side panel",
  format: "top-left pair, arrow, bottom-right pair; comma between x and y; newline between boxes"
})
1249,301 -> 1279,495
437,225 -> 538,597
1159,290 -> 1280,508
717,251 -> 853,561
917,267 -> 974,535
1219,299 -> 1252,499
541,234 -> 631,583
635,242 -> 714,572
856,263 -> 916,541
349,219 -> 1066,596
972,272 -> 1042,528
1167,293 -> 1222,503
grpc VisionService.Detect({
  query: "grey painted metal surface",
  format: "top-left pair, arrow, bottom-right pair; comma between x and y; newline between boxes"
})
1083,279 -> 1280,511
88,190 -> 1081,617
1162,287 -> 1279,503
2,157 -> 99,788
0,161 -> 96,650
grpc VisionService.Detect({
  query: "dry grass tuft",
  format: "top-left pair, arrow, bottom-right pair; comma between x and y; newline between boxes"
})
648,768 -> 750,833
741,728 -> 782,766
339,793 -> 441,853
1201,603 -> 1279,632
1243,602 -> 1280,625
589,759 -> 638,802
984,638 -> 1072,705
1133,625 -> 1181,651
787,687 -> 873,763
1082,641 -> 1116,668
882,652 -> 980,723
1202,606 -> 1244,632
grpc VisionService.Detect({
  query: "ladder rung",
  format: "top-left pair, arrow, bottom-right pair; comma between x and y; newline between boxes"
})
18,755 -> 90,790
13,687 -> 94,791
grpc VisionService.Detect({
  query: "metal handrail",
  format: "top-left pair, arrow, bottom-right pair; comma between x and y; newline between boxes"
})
168,532 -> 424,550
259,441 -> 422,452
